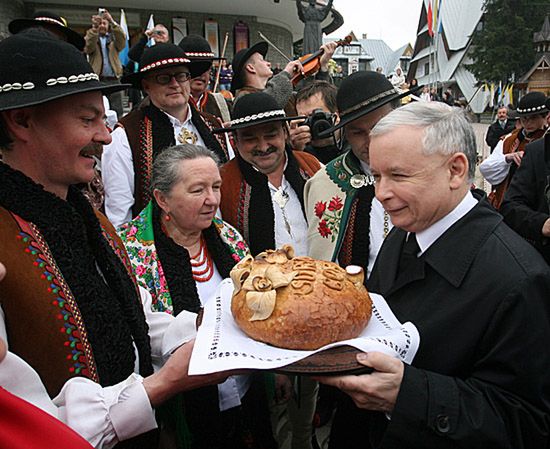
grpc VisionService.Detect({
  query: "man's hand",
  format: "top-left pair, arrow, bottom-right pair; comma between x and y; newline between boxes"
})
289,119 -> 311,151
284,60 -> 304,77
542,218 -> 550,238
315,352 -> 404,413
319,41 -> 338,72
142,340 -> 231,408
91,15 -> 102,30
505,151 -> 524,166
102,9 -> 114,24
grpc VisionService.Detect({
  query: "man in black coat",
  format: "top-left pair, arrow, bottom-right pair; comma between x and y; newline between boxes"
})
485,105 -> 516,152
501,130 -> 550,264
319,101 -> 550,449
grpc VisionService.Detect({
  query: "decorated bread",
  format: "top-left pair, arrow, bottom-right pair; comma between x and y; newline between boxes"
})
230,245 -> 372,350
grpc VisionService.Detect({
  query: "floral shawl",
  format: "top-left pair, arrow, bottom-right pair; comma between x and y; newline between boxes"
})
118,202 -> 248,314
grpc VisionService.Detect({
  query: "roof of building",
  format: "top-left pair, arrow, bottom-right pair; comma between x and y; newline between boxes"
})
534,15 -> 550,43
324,36 -> 411,74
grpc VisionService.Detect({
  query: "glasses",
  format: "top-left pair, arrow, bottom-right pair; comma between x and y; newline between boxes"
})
147,71 -> 191,85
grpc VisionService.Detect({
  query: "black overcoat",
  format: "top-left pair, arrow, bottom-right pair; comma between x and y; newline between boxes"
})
329,196 -> 550,449
501,137 -> 550,264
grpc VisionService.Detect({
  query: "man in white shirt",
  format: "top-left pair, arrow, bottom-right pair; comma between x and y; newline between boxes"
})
102,43 -> 231,227
320,101 -> 550,449
0,30 -> 227,449
479,92 -> 548,209
215,92 -> 321,449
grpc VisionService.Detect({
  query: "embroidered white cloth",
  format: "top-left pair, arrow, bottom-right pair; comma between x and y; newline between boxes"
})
189,278 -> 420,374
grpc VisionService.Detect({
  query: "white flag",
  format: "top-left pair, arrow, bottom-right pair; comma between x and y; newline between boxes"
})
146,14 -> 155,46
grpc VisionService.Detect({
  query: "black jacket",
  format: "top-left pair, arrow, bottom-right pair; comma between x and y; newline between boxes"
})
501,135 -> 550,264
485,119 -> 515,152
330,196 -> 550,449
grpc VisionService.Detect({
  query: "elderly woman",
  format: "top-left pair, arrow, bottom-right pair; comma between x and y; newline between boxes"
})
118,144 -> 275,449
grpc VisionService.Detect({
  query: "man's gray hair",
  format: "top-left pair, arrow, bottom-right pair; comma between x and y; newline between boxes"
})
151,144 -> 220,194
370,101 -> 477,181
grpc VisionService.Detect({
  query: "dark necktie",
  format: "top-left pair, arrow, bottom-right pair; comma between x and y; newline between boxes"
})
396,233 -> 420,279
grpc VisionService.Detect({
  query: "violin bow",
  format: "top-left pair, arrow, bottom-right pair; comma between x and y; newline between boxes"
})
213,32 -> 229,93
258,31 -> 292,62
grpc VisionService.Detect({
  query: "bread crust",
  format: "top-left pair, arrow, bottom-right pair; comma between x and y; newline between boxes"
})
230,247 -> 372,350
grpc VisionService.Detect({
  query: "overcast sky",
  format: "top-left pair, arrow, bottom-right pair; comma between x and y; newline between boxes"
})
326,0 -> 424,50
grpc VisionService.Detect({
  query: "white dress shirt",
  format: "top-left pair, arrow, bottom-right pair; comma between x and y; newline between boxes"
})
0,285 -> 198,449
416,191 -> 478,255
102,105 -> 206,228
268,176 -> 310,257
360,161 -> 394,276
479,138 -> 512,185
195,265 -> 250,411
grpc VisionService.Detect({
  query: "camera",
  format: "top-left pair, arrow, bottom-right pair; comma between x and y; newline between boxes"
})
98,8 -> 106,16
302,109 -> 335,141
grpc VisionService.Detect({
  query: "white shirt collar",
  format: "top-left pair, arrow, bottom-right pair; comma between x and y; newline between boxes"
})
416,191 -> 478,255
160,103 -> 193,128
359,160 -> 372,175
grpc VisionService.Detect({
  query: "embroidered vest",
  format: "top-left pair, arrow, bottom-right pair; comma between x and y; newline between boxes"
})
118,104 -> 229,217
0,208 -> 138,398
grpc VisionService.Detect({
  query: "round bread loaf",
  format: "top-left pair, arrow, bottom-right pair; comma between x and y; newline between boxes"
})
230,245 -> 372,350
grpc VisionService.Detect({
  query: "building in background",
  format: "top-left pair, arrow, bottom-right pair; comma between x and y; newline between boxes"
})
408,0 -> 487,113
0,0 -> 343,67
325,32 -> 412,77
518,15 -> 550,95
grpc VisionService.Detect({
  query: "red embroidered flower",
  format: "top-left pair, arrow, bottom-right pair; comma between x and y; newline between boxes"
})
314,201 -> 326,218
318,220 -> 332,238
328,196 -> 343,212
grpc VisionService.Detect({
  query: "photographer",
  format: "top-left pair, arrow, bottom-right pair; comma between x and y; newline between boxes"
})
84,8 -> 126,117
290,81 -> 343,164
128,24 -> 169,64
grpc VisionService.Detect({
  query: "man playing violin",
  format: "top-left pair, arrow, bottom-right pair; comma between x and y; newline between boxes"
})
231,40 -> 338,112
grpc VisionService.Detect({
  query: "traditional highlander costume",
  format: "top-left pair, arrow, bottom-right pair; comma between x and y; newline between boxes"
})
102,44 -> 230,227
178,34 -> 232,123
118,201 -> 275,449
305,71 -> 415,277
0,30 -> 175,448
480,92 -> 549,210
214,93 -> 321,256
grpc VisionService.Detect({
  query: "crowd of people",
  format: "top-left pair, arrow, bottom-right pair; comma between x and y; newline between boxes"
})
1,9 -> 550,449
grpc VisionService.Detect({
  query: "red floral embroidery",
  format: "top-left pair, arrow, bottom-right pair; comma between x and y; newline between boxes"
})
314,201 -> 326,218
328,197 -> 343,211
318,220 -> 332,237
315,195 -> 344,242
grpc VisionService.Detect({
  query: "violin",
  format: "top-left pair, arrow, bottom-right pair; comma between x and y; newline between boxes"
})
291,35 -> 353,86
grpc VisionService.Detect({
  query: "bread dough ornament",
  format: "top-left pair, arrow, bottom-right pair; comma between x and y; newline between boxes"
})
230,245 -> 373,350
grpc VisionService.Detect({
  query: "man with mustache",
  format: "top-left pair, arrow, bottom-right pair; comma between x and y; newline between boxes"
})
215,92 -> 321,449
178,34 -> 232,123
102,43 -> 231,227
0,30 -> 227,448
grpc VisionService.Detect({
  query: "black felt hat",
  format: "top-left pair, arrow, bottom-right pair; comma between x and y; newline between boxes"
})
178,34 -> 224,62
319,70 -> 420,137
121,43 -> 211,88
516,92 -> 549,117
230,41 -> 269,93
9,10 -> 85,51
0,29 -> 128,112
212,91 -> 302,133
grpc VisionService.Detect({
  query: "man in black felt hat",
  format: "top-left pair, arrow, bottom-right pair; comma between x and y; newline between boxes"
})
304,71 -> 416,277
501,97 -> 550,264
179,34 -> 232,123
0,29 -> 227,447
480,91 -> 549,209
9,10 -> 85,50
230,41 -> 303,109
215,92 -> 321,448
102,43 -> 231,228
